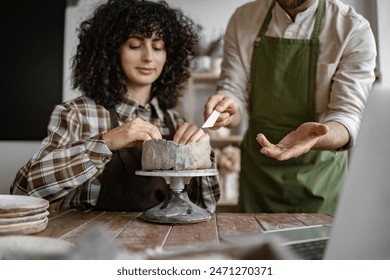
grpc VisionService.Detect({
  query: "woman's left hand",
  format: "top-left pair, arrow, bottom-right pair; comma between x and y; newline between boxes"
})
173,122 -> 210,144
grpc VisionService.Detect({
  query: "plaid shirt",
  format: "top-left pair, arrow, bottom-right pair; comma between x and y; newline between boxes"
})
11,95 -> 220,212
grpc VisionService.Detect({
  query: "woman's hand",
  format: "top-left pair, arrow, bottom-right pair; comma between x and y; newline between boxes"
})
102,118 -> 162,151
203,94 -> 241,129
173,122 -> 209,144
256,122 -> 329,160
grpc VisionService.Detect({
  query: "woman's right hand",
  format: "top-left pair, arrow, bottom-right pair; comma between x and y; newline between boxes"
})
203,94 -> 241,129
102,118 -> 162,152
173,122 -> 210,144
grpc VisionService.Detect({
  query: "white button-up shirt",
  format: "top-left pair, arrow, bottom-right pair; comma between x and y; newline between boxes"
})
218,0 -> 377,148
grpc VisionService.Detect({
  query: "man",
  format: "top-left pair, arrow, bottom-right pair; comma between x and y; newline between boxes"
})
203,0 -> 376,213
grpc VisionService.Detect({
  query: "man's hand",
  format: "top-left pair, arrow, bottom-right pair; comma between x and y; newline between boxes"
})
203,94 -> 241,129
256,122 -> 329,160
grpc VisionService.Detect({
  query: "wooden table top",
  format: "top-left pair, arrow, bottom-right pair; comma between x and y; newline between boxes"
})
33,210 -> 333,258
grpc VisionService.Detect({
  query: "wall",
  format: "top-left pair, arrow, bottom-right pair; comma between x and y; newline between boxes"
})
376,0 -> 390,87
0,0 -> 65,194
343,0 -> 389,85
0,142 -> 41,194
0,1 -> 65,141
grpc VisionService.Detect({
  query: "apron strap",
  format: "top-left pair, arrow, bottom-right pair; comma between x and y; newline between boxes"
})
162,109 -> 175,140
311,0 -> 325,41
109,108 -> 119,128
258,0 -> 276,39
109,108 -> 132,174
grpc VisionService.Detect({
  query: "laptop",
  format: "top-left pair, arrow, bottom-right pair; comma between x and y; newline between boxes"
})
222,86 -> 390,260
323,86 -> 390,260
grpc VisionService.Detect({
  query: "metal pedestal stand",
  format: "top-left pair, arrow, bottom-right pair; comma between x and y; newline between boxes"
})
135,169 -> 218,224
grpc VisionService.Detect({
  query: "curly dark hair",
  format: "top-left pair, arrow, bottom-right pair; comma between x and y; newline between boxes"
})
71,0 -> 198,109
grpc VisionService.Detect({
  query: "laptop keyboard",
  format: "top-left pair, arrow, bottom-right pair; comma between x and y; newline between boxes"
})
286,239 -> 328,260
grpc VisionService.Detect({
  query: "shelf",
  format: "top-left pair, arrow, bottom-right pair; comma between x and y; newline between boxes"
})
217,196 -> 238,213
217,197 -> 238,206
185,72 -> 241,206
190,72 -> 220,82
210,135 -> 242,147
186,72 -> 220,124
211,135 -> 243,142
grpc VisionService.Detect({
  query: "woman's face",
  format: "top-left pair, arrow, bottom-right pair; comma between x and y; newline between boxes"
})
119,33 -> 166,90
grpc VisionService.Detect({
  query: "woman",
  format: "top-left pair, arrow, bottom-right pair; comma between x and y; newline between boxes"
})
11,0 -> 220,212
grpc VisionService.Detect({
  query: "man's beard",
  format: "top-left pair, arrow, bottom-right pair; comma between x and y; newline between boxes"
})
276,0 -> 308,10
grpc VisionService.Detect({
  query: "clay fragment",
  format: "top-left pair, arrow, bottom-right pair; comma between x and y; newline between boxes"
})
141,139 -> 212,171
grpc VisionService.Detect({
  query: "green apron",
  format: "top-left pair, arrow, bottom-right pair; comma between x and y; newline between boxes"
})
239,0 -> 347,213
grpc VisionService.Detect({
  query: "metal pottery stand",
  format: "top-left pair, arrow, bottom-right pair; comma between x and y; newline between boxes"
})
135,169 -> 218,224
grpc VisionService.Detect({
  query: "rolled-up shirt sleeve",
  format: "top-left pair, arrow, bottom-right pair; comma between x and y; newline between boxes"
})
11,103 -> 113,201
319,19 -> 377,149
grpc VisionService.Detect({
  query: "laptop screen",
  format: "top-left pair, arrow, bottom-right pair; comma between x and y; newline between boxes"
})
324,86 -> 390,259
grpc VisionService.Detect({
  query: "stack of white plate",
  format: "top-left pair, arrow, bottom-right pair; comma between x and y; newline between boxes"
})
0,195 -> 49,235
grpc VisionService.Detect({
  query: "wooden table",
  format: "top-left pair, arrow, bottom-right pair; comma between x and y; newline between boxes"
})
34,210 -> 333,259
